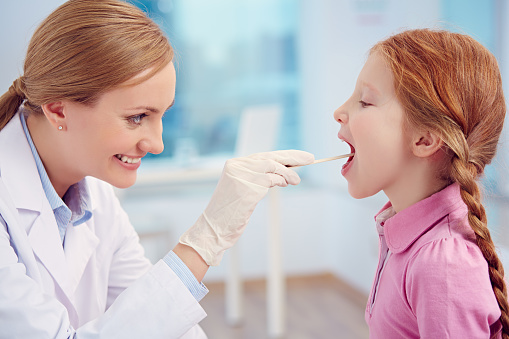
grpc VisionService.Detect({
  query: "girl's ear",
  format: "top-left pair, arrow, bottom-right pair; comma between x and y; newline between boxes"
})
41,101 -> 66,130
412,130 -> 443,158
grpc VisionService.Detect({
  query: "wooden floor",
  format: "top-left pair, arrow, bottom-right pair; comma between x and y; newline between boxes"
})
200,274 -> 370,339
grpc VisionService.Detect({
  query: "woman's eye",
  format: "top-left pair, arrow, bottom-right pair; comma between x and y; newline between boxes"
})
359,100 -> 372,108
127,113 -> 148,125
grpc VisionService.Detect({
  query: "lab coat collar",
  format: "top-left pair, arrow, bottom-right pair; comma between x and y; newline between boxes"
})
0,111 -> 46,212
375,183 -> 467,254
0,111 -> 99,299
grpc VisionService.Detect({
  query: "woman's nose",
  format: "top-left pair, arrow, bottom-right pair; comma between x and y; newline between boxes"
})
138,122 -> 164,155
333,104 -> 348,124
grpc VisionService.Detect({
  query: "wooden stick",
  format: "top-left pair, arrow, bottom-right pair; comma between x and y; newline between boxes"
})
289,153 -> 354,168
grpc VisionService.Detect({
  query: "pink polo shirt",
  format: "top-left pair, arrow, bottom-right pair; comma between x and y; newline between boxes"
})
366,183 -> 502,338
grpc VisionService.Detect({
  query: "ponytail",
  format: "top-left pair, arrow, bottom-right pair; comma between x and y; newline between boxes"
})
0,77 -> 26,130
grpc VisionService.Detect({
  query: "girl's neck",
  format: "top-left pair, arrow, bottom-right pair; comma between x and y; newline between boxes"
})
385,156 -> 450,213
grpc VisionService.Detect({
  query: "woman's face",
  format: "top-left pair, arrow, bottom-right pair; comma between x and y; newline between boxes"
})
333,53 -> 415,200
61,61 -> 176,189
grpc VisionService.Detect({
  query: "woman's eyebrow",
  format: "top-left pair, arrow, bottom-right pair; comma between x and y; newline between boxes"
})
127,99 -> 175,113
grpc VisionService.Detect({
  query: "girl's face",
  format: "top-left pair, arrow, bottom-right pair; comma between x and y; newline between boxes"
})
61,62 -> 176,189
334,53 -> 416,201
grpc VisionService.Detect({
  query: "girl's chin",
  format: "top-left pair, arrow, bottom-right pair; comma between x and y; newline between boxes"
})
347,184 -> 378,200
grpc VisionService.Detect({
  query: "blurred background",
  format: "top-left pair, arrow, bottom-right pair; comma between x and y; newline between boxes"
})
2,0 -> 509,338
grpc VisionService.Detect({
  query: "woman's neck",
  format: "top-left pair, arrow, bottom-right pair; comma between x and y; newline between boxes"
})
26,114 -> 77,198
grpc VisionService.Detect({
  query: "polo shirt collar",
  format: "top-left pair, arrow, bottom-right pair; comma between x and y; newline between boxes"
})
374,183 -> 466,254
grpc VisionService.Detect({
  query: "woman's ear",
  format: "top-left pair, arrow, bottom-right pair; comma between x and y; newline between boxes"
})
41,101 -> 66,131
412,130 -> 443,158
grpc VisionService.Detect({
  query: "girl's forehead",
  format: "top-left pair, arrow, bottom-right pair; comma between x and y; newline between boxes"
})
356,54 -> 394,95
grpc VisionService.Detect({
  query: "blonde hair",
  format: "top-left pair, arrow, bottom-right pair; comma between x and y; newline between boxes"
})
0,0 -> 173,129
373,28 -> 508,337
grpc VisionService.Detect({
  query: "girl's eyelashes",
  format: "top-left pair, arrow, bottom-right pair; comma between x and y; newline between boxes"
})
359,100 -> 372,108
127,113 -> 148,125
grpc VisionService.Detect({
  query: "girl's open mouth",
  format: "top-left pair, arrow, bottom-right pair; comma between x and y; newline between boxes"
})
345,142 -> 355,163
341,141 -> 355,175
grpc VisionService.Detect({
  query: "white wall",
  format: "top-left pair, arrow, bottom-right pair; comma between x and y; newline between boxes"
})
0,1 -> 67,92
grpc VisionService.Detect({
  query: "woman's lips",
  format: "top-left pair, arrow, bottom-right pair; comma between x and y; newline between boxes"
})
115,154 -> 142,164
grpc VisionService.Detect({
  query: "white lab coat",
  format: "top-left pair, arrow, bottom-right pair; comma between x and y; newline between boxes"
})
0,112 -> 208,338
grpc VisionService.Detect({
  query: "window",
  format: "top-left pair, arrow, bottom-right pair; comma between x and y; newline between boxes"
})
135,0 -> 301,162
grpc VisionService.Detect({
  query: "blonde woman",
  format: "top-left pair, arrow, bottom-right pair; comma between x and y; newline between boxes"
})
0,0 -> 314,337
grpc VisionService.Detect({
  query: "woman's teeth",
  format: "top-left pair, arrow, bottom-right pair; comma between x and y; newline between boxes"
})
115,154 -> 141,164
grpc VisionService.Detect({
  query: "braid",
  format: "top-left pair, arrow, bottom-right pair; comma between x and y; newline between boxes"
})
450,153 -> 509,338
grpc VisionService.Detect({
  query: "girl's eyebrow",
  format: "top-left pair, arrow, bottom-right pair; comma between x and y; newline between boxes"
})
360,81 -> 381,96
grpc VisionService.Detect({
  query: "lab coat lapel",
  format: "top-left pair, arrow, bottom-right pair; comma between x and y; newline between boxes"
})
64,221 -> 99,294
0,112 -> 72,297
28,211 -> 71,294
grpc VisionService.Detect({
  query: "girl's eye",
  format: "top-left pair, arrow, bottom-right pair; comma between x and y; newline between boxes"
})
359,100 -> 372,108
359,100 -> 373,108
127,113 -> 148,125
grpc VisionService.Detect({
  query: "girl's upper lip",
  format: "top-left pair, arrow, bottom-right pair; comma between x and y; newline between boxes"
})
337,132 -> 352,146
337,133 -> 356,154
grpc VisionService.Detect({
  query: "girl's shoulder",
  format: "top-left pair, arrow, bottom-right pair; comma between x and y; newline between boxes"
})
406,209 -> 480,272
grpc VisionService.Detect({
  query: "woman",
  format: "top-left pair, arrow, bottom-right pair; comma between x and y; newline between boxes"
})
0,0 -> 314,337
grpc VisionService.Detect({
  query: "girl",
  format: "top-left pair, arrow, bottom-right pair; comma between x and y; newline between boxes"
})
0,0 -> 313,338
334,28 -> 508,338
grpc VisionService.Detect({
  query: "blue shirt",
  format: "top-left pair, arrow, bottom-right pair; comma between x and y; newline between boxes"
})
20,111 -> 207,301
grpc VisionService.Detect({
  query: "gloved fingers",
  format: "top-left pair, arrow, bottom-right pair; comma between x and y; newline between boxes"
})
267,173 -> 289,187
248,150 -> 315,167
226,158 -> 302,187
266,161 -> 301,186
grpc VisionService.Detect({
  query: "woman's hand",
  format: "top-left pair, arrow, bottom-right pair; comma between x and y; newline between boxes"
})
179,150 -> 314,266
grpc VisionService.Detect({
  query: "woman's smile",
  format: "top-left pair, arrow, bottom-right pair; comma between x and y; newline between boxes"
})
115,154 -> 142,164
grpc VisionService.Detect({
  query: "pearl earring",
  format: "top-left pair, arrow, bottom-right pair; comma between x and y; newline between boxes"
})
58,126 -> 63,131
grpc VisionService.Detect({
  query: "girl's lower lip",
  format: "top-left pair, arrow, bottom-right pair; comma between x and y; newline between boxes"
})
115,156 -> 141,170
341,157 -> 354,176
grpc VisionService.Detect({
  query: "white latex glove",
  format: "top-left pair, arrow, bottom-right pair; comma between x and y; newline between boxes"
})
179,150 -> 314,266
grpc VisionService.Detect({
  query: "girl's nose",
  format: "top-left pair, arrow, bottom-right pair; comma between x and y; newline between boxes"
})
333,104 -> 348,124
138,122 -> 164,155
